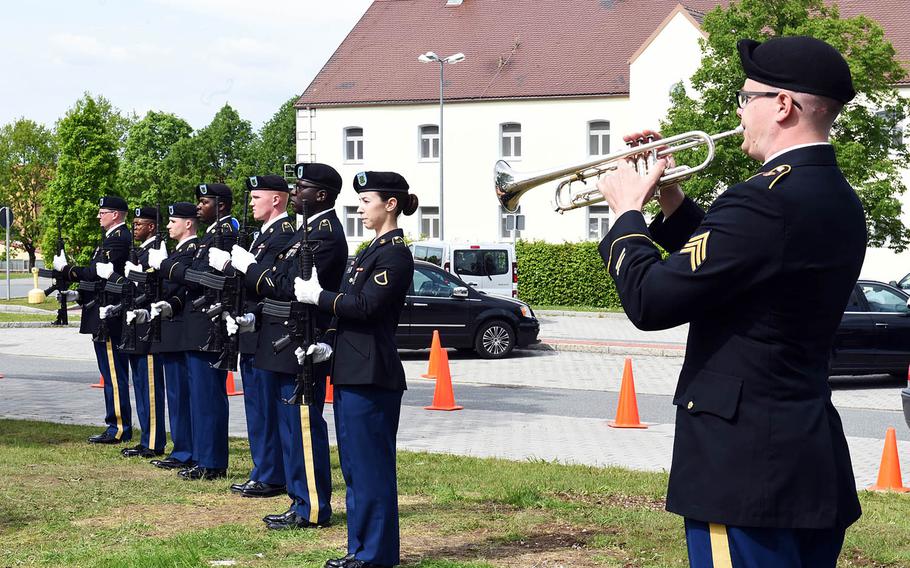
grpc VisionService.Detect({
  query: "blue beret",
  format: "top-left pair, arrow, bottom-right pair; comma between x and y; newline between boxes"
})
167,202 -> 197,219
99,196 -> 128,212
247,175 -> 290,192
353,171 -> 409,193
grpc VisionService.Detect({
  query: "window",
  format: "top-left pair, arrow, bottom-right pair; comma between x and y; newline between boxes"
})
412,244 -> 444,267
501,123 -> 522,158
419,206 -> 440,239
589,120 -> 610,156
860,283 -> 909,313
454,250 -> 508,277
344,206 -> 363,238
419,125 -> 439,160
344,127 -> 364,161
587,205 -> 610,240
500,205 -> 521,239
876,110 -> 904,148
412,265 -> 459,298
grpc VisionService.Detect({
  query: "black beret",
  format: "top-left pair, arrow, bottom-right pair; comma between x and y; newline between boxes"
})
99,196 -> 128,212
296,162 -> 342,193
247,175 -> 290,192
167,202 -> 197,219
195,183 -> 233,200
737,36 -> 855,104
353,171 -> 409,194
133,206 -> 158,221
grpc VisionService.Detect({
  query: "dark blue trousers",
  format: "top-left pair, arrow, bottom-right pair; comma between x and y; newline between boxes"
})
240,354 -> 285,485
685,518 -> 847,567
160,352 -> 193,463
93,340 -> 132,441
334,385 -> 403,566
268,367 -> 332,524
128,353 -> 166,453
185,351 -> 229,469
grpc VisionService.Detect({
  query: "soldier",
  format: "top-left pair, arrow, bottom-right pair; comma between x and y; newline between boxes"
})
207,175 -> 296,498
294,172 -> 417,568
130,202 -> 199,470
225,163 -> 347,527
150,185 -> 238,480
53,196 -> 133,445
596,36 -> 863,566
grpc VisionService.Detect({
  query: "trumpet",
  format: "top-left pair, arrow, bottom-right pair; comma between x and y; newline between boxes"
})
494,126 -> 744,213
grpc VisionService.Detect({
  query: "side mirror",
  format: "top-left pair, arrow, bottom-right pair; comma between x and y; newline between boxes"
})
452,286 -> 469,298
890,280 -> 898,286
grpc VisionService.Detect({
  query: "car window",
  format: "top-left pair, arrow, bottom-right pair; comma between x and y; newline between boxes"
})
412,266 -> 459,298
899,273 -> 910,291
860,283 -> 909,313
412,245 -> 444,267
453,250 -> 508,277
845,288 -> 864,311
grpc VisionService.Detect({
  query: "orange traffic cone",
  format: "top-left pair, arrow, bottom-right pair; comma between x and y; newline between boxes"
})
424,348 -> 463,411
91,375 -> 105,389
608,358 -> 648,429
226,371 -> 244,396
422,330 -> 443,379
868,427 -> 910,492
325,375 -> 334,404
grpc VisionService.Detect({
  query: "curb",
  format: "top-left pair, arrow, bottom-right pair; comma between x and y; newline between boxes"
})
0,304 -> 54,314
529,340 -> 685,358
535,309 -> 628,319
0,322 -> 79,328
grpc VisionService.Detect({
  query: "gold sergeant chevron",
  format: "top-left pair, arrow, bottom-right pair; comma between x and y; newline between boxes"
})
679,231 -> 710,271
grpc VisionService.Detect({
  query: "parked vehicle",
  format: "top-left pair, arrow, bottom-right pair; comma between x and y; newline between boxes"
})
890,272 -> 910,292
395,260 -> 539,358
831,280 -> 910,376
410,240 -> 518,299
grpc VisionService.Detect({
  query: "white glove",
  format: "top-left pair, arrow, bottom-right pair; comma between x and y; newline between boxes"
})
60,290 -> 80,302
230,244 -> 256,274
99,305 -> 113,319
208,248 -> 231,272
150,300 -> 173,320
96,262 -> 114,280
295,342 -> 333,365
52,252 -> 68,271
126,309 -> 149,325
124,261 -> 142,278
148,242 -> 168,270
294,267 -> 323,305
224,312 -> 255,336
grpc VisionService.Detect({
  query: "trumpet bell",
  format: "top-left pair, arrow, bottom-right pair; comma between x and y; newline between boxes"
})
494,160 -> 522,213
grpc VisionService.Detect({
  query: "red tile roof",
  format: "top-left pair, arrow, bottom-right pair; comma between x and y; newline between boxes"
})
296,0 -> 910,108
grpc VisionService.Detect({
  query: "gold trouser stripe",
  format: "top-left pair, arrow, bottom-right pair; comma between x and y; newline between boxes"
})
146,355 -> 157,450
106,341 -> 125,440
708,523 -> 733,568
299,405 -> 320,524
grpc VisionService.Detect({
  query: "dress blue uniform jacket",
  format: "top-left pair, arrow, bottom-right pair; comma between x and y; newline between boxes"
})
151,238 -> 198,353
113,239 -> 157,355
599,145 -> 865,529
247,211 -> 348,374
319,228 -> 413,390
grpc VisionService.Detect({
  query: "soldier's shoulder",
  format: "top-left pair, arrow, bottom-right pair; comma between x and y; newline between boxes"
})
741,164 -> 792,192
280,220 -> 295,233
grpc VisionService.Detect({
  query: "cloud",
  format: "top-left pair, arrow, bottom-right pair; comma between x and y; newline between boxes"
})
50,34 -> 172,66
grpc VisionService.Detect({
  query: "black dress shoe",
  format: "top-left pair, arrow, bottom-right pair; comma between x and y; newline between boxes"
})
151,456 -> 193,470
263,508 -> 294,523
265,511 -> 330,530
231,479 -> 254,493
241,481 -> 286,498
324,553 -> 355,568
179,465 -> 227,480
121,445 -> 164,458
339,559 -> 390,568
88,432 -> 122,444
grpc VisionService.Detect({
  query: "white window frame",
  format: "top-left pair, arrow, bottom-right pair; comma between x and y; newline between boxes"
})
419,206 -> 440,239
587,205 -> 610,241
344,127 -> 364,163
343,205 -> 364,238
418,125 -> 440,161
500,204 -> 522,240
500,122 -> 522,160
588,120 -> 610,157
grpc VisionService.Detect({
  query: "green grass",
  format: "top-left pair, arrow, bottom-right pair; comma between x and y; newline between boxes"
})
0,295 -> 58,308
0,419 -> 909,567
0,271 -> 33,279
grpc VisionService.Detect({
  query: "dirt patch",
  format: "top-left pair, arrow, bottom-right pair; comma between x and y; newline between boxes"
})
550,491 -> 666,512
840,549 -> 893,567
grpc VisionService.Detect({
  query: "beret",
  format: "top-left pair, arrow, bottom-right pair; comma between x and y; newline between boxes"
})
167,202 -> 197,219
99,196 -> 128,212
353,171 -> 409,194
738,36 -> 855,103
247,175 -> 290,192
296,162 -> 343,192
195,183 -> 233,200
133,206 -> 158,221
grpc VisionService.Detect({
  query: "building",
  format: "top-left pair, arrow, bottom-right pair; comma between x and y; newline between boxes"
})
295,0 -> 910,280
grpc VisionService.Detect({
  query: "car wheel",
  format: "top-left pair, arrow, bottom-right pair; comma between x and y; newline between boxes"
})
474,319 -> 515,359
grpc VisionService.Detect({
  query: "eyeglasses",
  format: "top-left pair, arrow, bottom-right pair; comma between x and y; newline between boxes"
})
736,90 -> 803,111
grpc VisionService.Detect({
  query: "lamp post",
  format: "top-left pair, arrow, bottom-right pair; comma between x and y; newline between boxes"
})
418,51 -> 464,241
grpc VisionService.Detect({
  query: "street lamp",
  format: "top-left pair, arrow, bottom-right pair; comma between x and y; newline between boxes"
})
418,51 -> 465,241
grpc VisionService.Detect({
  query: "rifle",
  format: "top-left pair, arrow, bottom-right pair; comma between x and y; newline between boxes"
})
271,201 -> 317,406
191,194 -> 228,354
149,190 -> 164,342
94,224 -> 111,343
213,185 -> 250,371
37,219 -> 70,326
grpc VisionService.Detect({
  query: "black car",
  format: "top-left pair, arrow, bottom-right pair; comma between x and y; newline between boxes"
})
394,260 -> 540,358
832,279 -> 910,376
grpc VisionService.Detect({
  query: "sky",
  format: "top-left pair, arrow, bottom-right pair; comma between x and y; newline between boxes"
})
0,0 -> 375,131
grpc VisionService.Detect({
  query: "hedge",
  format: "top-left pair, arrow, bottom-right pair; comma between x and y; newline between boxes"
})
516,240 -> 622,309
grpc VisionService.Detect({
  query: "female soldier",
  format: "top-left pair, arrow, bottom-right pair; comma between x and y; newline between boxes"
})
294,171 -> 417,568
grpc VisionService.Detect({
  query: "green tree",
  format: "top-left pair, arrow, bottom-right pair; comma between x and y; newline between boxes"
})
118,111 -> 193,212
661,0 -> 910,250
40,94 -> 120,265
248,96 -> 298,176
0,119 -> 57,269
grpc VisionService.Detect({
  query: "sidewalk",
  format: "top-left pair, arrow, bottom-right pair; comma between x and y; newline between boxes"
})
535,310 -> 687,356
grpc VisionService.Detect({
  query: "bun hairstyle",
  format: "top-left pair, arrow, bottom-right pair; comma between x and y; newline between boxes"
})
378,191 -> 419,217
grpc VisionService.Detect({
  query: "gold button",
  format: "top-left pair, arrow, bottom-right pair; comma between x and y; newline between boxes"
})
687,401 -> 694,410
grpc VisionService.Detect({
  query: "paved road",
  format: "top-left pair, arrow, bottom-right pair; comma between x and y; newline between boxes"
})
1,274 -> 49,299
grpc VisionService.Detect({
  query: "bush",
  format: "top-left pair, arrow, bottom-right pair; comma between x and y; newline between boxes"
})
516,240 -> 621,309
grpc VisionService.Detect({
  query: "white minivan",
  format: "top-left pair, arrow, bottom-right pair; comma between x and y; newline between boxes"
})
410,240 -> 518,299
